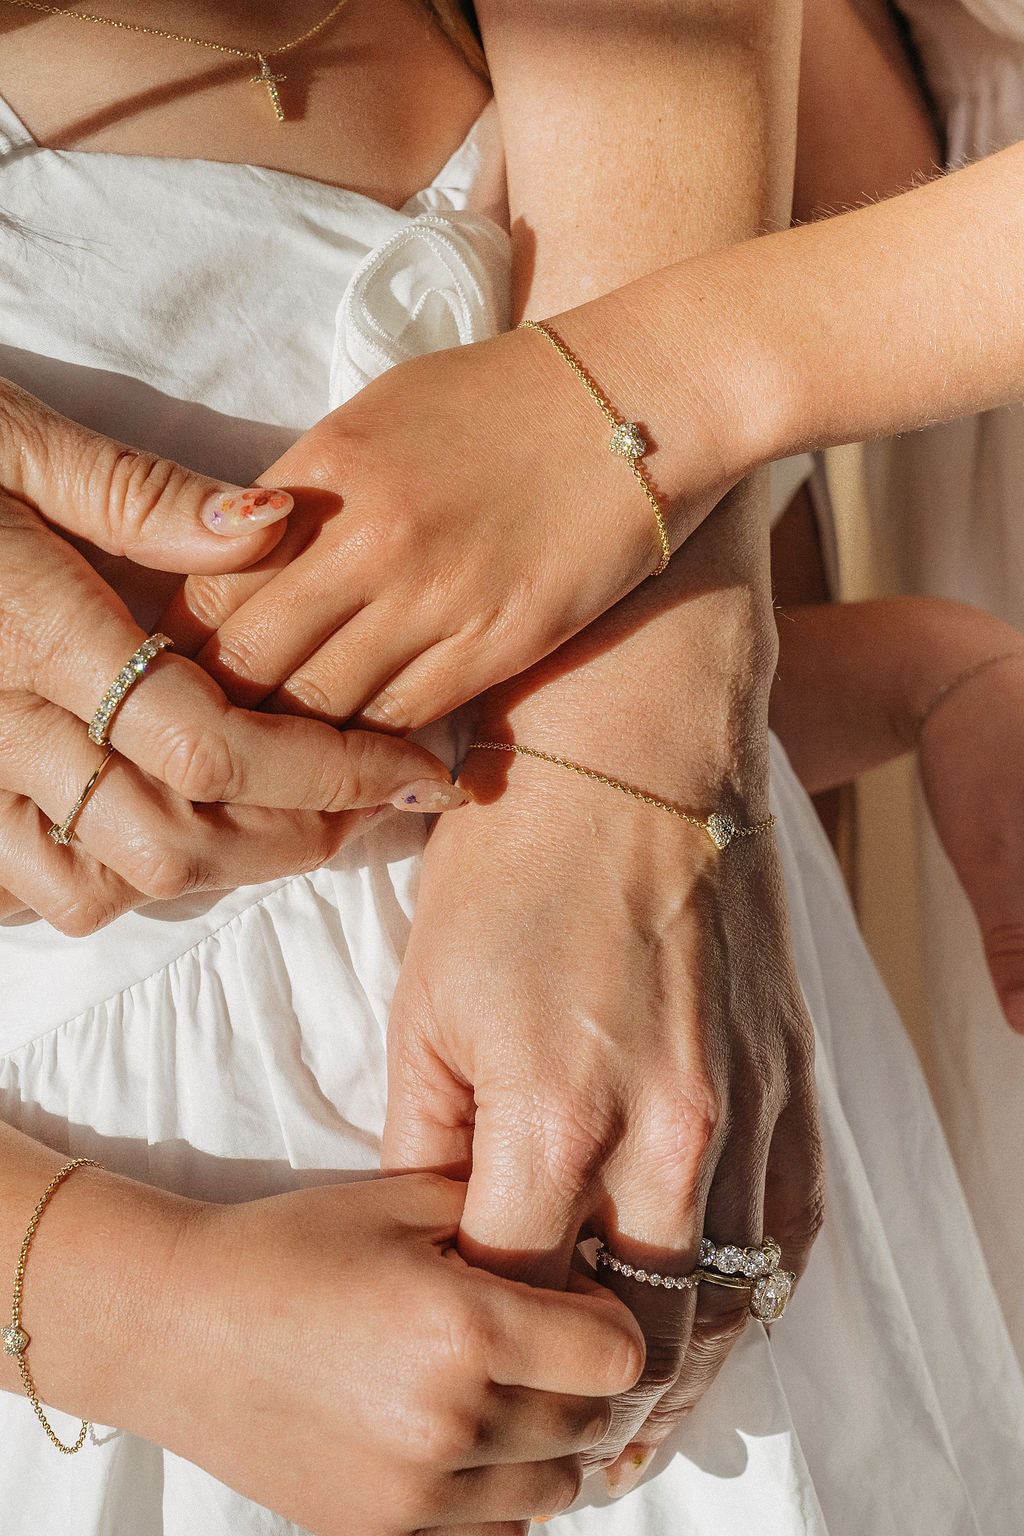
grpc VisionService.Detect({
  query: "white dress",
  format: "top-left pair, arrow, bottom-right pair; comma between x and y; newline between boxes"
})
864,0 -> 1024,1360
0,90 -> 1022,1536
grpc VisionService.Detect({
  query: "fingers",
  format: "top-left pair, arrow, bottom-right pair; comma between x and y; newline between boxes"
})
455,1386 -> 611,1468
0,380 -> 291,572
0,694 -> 364,923
18,591 -> 463,811
609,1043 -> 824,1478
433,1459 -> 582,1526
482,1280 -> 644,1399
0,781 -> 139,935
983,925 -> 1024,1034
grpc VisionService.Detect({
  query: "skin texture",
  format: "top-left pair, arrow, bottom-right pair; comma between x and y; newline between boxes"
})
0,383 -> 466,932
771,596 -> 1024,1037
0,1123 -> 645,1534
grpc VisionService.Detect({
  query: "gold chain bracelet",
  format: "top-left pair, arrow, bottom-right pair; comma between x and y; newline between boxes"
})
468,743 -> 775,850
2,1158 -> 101,1454
518,320 -> 671,579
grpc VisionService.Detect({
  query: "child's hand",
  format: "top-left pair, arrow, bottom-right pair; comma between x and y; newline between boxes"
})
917,648 -> 1024,1035
151,1174 -> 643,1535
164,324 -> 731,729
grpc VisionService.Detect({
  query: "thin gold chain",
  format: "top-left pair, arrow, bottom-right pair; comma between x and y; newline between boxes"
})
469,743 -> 775,849
0,0 -> 350,59
0,0 -> 352,118
518,319 -> 672,579
5,1159 -> 100,1454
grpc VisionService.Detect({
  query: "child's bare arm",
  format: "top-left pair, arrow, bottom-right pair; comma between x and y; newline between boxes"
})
772,595 -> 1024,1032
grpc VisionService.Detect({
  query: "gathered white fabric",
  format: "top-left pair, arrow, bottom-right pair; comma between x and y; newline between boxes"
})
864,0 -> 1024,1360
0,85 -> 1022,1535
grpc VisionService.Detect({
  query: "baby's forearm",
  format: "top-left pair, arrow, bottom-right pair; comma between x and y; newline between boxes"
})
771,596 -> 1024,793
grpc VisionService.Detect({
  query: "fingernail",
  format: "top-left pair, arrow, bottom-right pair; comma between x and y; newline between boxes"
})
201,485 -> 293,535
605,1446 -> 654,1499
390,781 -> 472,812
390,781 -> 472,813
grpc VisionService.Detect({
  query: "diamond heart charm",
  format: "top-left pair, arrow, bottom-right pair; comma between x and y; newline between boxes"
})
706,813 -> 736,849
2,1325 -> 28,1357
609,421 -> 646,460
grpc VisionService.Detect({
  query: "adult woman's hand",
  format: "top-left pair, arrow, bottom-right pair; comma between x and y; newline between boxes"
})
383,494 -> 825,1485
1,1129 -> 644,1536
382,740 -> 823,1486
0,379 -> 467,926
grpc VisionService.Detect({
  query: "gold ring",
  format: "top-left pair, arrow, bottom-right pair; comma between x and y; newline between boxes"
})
47,745 -> 115,847
88,633 -> 173,746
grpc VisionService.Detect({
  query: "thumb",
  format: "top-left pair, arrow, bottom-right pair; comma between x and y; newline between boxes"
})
1,377 -> 292,573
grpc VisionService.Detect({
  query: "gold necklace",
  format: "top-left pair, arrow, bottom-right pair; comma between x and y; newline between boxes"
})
0,0 -> 351,121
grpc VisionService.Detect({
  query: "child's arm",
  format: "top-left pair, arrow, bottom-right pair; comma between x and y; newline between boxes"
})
771,596 -> 1024,1032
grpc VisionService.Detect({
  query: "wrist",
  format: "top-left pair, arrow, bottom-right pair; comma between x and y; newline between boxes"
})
543,251 -> 793,545
475,496 -> 777,811
2,1159 -> 204,1439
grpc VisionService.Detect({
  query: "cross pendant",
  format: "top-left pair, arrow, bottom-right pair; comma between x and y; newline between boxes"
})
251,54 -> 287,122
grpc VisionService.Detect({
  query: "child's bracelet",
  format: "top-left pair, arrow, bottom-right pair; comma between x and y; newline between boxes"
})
2,1158 -> 101,1454
913,648 -> 1024,746
518,319 -> 672,579
468,742 -> 775,849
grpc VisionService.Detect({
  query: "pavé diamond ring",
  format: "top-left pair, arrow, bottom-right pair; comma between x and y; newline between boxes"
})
88,634 -> 173,746
597,1236 -> 796,1323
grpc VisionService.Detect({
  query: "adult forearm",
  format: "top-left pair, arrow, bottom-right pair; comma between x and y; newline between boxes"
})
473,0 -> 797,782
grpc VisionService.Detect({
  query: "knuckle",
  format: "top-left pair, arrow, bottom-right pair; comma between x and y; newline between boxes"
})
107,451 -> 191,546
691,1300 -> 751,1358
157,722 -> 237,803
125,843 -> 196,903
984,921 -> 1024,973
180,575 -> 240,634
207,632 -> 272,689
282,672 -> 338,722
45,889 -> 129,937
534,1459 -> 584,1519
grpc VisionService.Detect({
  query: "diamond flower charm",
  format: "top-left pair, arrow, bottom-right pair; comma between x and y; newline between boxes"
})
706,813 -> 736,850
1,1325 -> 28,1357
750,1270 -> 795,1323
609,421 -> 646,460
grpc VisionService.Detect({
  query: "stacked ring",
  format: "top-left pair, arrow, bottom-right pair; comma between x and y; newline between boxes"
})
88,633 -> 173,747
597,1236 -> 796,1323
47,745 -> 114,847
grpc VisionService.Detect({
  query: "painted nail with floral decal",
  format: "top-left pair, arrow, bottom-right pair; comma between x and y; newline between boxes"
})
390,781 -> 472,813
201,485 -> 293,536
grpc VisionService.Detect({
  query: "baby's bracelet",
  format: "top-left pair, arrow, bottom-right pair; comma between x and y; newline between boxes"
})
913,647 -> 1024,746
468,743 -> 775,850
2,1158 -> 101,1454
518,319 -> 672,579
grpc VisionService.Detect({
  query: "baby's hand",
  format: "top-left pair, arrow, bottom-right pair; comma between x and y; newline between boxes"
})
917,646 -> 1024,1034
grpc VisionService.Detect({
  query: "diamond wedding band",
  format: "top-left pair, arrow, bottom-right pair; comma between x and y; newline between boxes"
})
597,1235 -> 796,1323
88,634 -> 173,747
